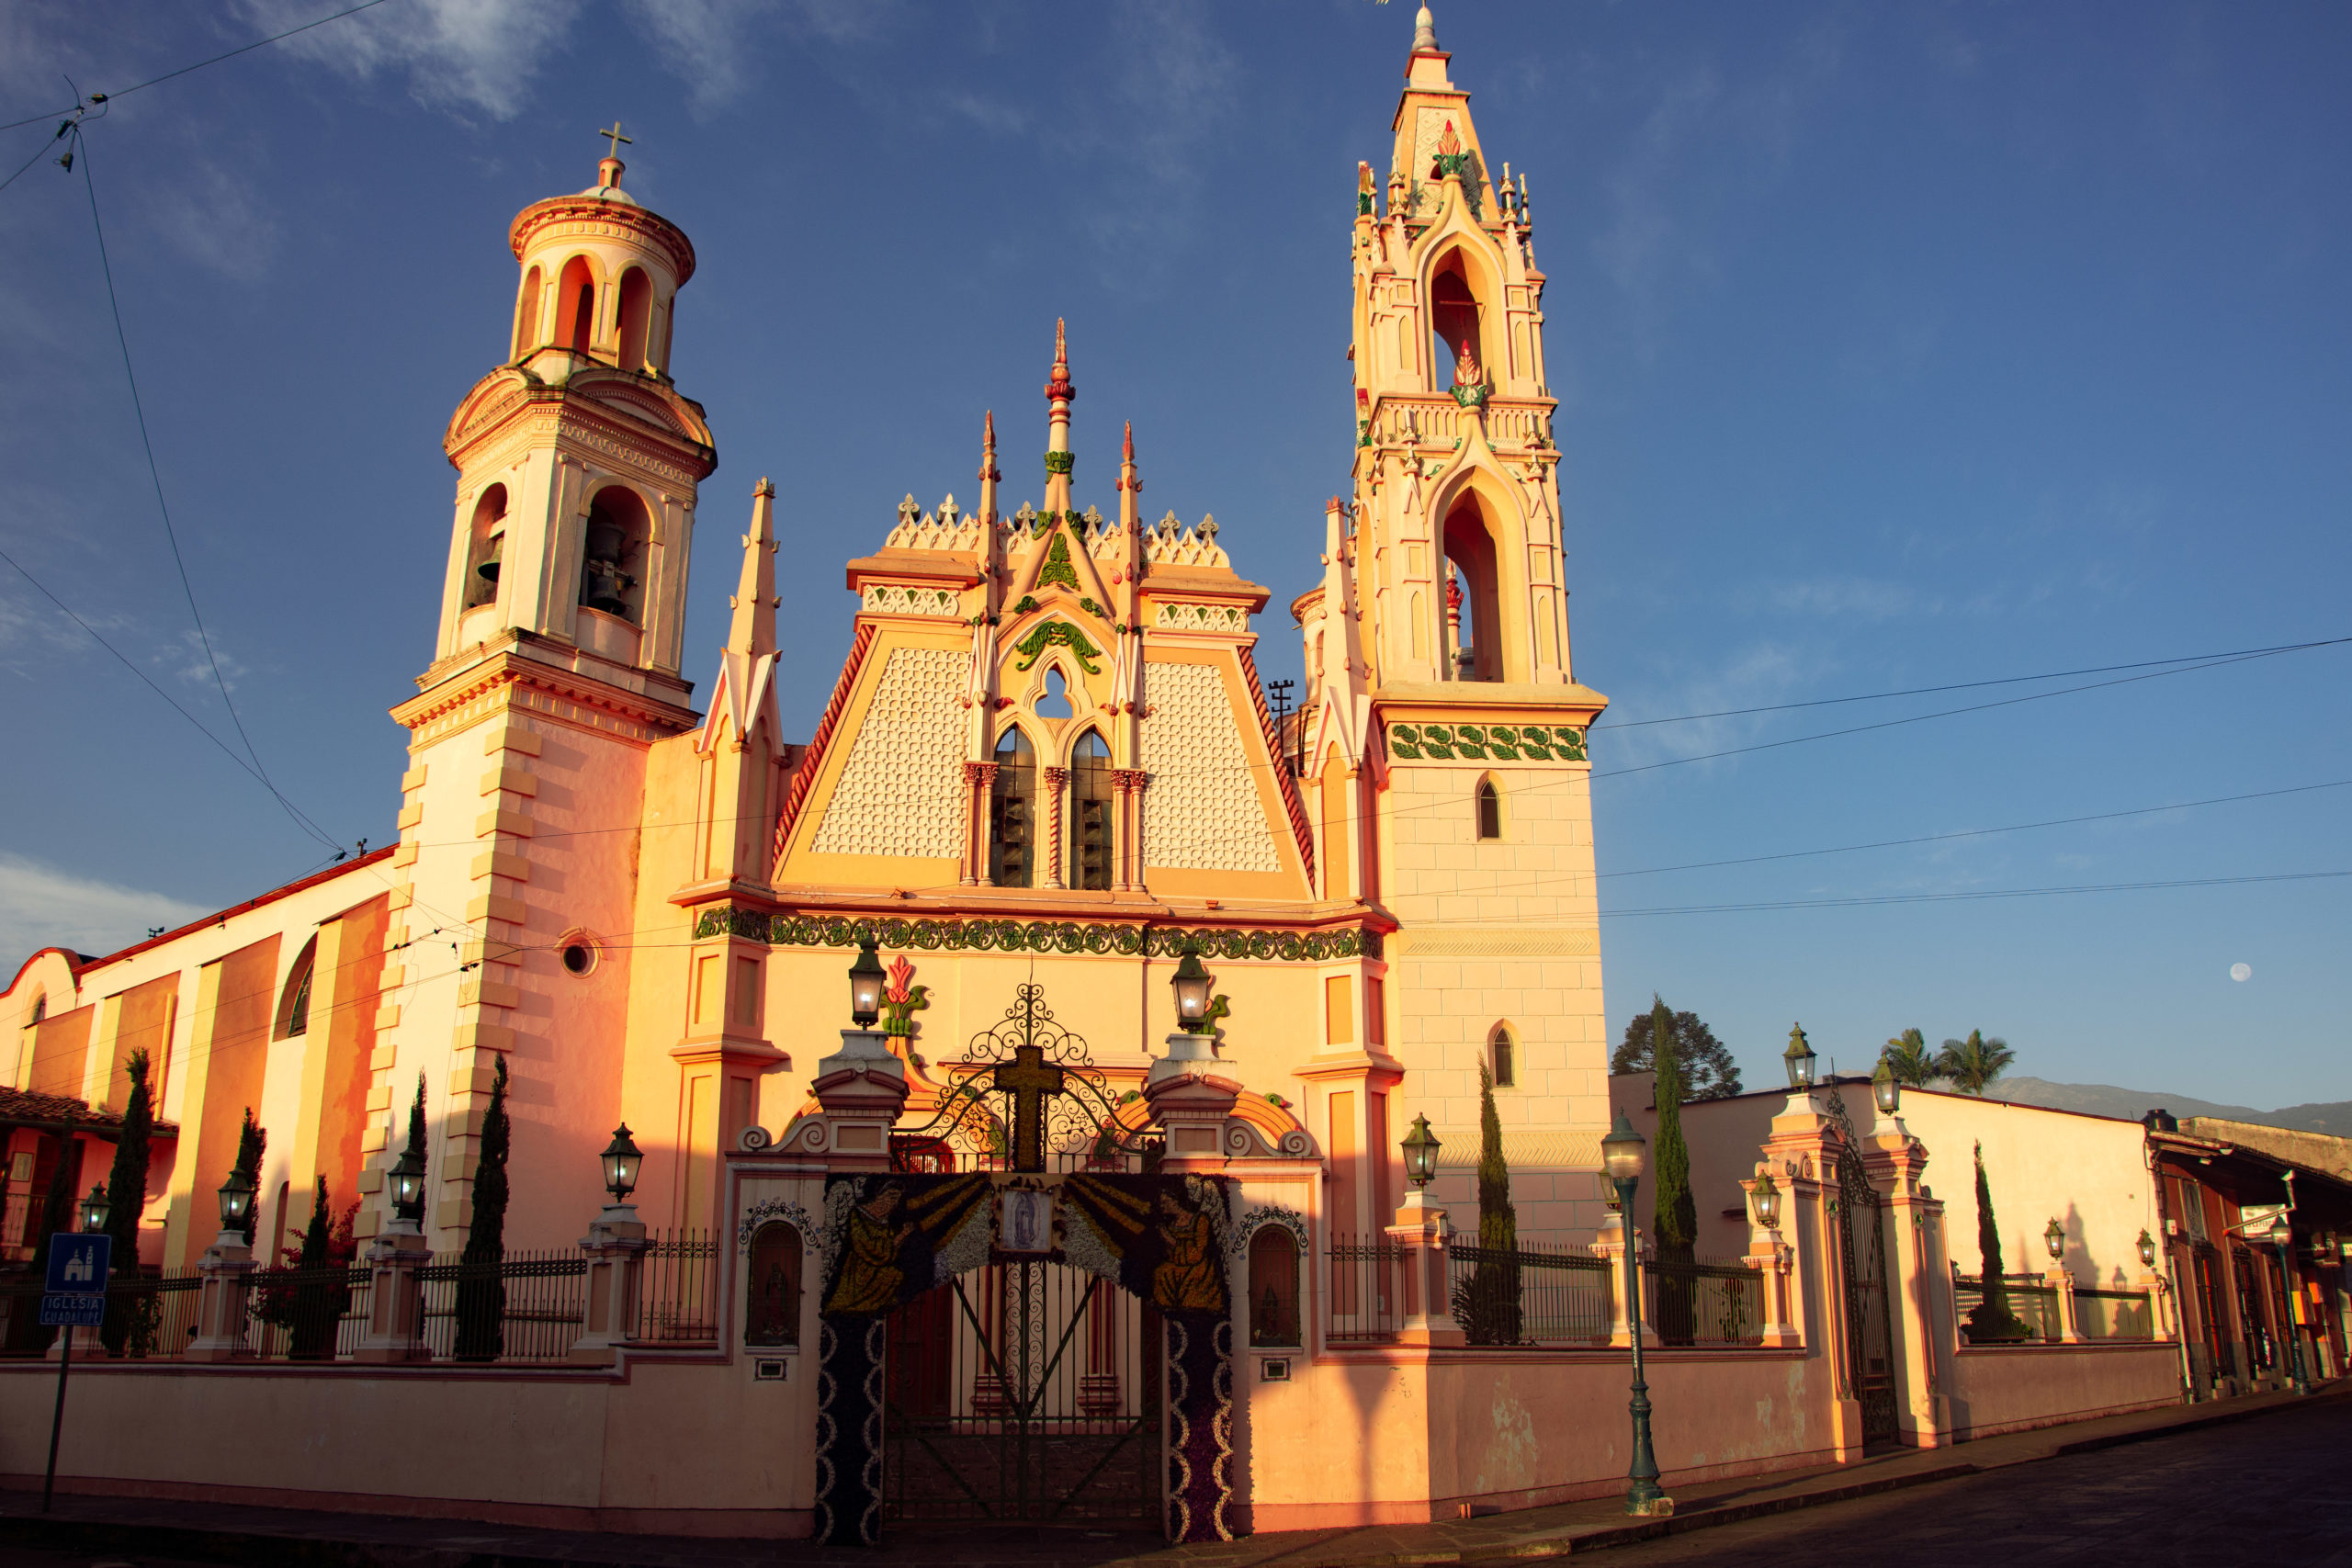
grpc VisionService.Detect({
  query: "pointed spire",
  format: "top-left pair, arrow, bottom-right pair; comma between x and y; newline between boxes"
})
1412,4 -> 1439,53
1116,421 -> 1140,531
1043,318 -> 1075,513
727,479 -> 778,657
978,410 -> 1001,525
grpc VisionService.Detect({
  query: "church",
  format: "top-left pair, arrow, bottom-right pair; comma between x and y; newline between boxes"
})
1,7 -> 2195,1544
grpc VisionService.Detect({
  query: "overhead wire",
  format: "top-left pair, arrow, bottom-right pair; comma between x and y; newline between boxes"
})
1603,869 -> 2352,918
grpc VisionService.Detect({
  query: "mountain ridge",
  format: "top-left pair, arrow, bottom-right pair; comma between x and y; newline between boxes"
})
1987,1076 -> 2352,1136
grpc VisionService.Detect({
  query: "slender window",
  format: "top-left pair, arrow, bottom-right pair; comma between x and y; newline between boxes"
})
553,255 -> 595,351
616,266 -> 652,371
989,729 -> 1035,887
276,937 -> 318,1041
1491,1025 -> 1515,1089
1070,729 -> 1112,890
1476,779 -> 1501,840
513,265 -> 541,358
1248,1226 -> 1301,1348
745,1222 -> 803,1347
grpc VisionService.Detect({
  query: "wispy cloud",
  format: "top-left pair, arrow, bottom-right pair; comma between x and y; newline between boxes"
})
1747,575 -> 1923,623
0,854 -> 207,968
241,0 -> 583,121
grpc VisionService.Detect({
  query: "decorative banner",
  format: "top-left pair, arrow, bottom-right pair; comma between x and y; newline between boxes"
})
809,1170 -> 1235,1547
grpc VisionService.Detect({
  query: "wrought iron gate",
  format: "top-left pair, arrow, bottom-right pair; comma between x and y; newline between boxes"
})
883,1258 -> 1162,1526
1830,1090 -> 1900,1450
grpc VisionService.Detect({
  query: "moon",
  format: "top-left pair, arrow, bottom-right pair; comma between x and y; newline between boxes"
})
2230,963 -> 2252,983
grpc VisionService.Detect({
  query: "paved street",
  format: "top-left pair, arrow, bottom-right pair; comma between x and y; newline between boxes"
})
1494,1395 -> 2352,1568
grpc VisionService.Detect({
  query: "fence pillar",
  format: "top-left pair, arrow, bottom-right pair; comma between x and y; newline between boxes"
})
809,1028 -> 910,1170
1144,1031 -> 1241,1174
2048,1266 -> 2085,1344
1736,1172 -> 1801,1348
182,1230 -> 257,1363
352,1228 -> 430,1363
1385,1189 -> 1463,1348
1591,1213 -> 1657,1349
1863,1122 -> 1953,1448
572,1204 -> 651,1365
2137,1268 -> 2176,1340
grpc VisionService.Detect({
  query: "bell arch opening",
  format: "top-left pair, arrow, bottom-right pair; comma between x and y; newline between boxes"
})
552,255 -> 597,352
580,485 -> 650,625
989,728 -> 1036,887
616,265 -> 653,372
1441,493 -> 1504,682
463,484 -> 507,611
1429,248 -> 1490,391
513,265 -> 542,359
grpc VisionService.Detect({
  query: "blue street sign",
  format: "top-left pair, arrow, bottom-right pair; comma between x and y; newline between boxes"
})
40,1295 -> 104,1328
44,1234 -> 111,1295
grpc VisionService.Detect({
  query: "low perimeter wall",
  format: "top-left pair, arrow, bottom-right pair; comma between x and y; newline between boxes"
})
3,1338 -> 2185,1537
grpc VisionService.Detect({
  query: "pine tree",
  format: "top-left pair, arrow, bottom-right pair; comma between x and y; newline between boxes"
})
1648,995 -> 1699,1344
1965,1140 -> 2031,1343
455,1055 -> 511,1361
1613,1005 -> 1743,1100
1452,1064 -> 1523,1344
98,1049 -> 155,1355
232,1108 -> 266,1246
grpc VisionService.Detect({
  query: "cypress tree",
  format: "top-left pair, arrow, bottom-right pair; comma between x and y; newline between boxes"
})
98,1049 -> 155,1355
1649,995 -> 1699,1343
1453,1064 -> 1523,1344
7,1117 -> 83,1353
288,1176 -> 339,1360
455,1055 -> 511,1361
1965,1140 -> 2031,1342
232,1108 -> 266,1246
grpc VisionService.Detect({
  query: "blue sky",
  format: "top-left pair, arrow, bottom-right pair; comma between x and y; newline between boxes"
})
1,1 -> 2346,1107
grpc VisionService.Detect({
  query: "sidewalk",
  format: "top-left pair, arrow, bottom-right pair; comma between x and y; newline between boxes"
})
3,1382 -> 2338,1568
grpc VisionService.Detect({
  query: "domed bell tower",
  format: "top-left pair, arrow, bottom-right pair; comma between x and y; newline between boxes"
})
372,130 -> 718,1246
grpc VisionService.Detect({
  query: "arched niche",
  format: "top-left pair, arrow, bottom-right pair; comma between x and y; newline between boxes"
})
551,254 -> 599,352
463,484 -> 508,611
1247,1224 -> 1302,1348
616,266 -> 653,372
745,1220 -> 804,1347
512,265 -> 543,359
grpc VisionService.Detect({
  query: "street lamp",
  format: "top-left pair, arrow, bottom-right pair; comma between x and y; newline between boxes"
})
387,1145 -> 426,1228
75,1185 -> 110,1235
1600,1111 -> 1668,1517
2043,1218 -> 2065,1261
847,938 -> 886,1029
1782,1024 -> 1816,1091
2267,1214 -> 2310,1396
1401,1114 -> 1441,1190
1872,1055 -> 1901,1117
601,1124 -> 644,1206
1749,1169 -> 1781,1231
217,1167 -> 257,1235
1170,943 -> 1215,1034
2137,1228 -> 2158,1269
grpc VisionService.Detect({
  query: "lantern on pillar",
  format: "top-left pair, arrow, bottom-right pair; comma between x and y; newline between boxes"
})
76,1184 -> 111,1235
1400,1114 -> 1441,1190
1750,1169 -> 1782,1230
1871,1054 -> 1900,1116
1170,943 -> 1215,1034
388,1145 -> 426,1226
217,1167 -> 257,1233
847,939 -> 886,1029
601,1124 -> 644,1203
2043,1217 -> 2066,1260
1782,1024 -> 1816,1090
2137,1228 -> 2157,1268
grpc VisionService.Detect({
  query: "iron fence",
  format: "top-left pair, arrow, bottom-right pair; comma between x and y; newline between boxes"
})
418,1250 -> 588,1363
247,1264 -> 375,1359
1325,1234 -> 1402,1344
636,1228 -> 721,1343
0,1269 -> 206,1358
1446,1240 -> 1612,1346
1643,1256 -> 1764,1348
1953,1272 -> 2062,1342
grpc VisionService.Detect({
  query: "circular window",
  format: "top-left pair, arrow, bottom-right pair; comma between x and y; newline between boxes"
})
560,934 -> 600,976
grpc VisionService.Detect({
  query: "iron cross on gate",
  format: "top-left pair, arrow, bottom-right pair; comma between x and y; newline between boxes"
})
993,1042 -> 1066,1173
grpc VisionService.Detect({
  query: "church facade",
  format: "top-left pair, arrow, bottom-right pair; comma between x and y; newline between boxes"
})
6,6 -> 1611,1273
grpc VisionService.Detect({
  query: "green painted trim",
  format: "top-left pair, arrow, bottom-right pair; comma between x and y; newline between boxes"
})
1037,530 -> 1080,590
690,907 -> 1381,962
1388,721 -> 1587,763
1012,619 -> 1102,673
1043,451 -> 1075,476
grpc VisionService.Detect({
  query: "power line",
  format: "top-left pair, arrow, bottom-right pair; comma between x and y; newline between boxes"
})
1599,777 -> 2352,880
0,0 -> 401,134
72,126 -> 338,853
1603,869 -> 2352,918
1589,635 -> 2352,731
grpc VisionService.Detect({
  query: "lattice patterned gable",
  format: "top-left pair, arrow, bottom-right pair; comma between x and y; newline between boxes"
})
808,646 -> 968,860
1139,661 -> 1282,873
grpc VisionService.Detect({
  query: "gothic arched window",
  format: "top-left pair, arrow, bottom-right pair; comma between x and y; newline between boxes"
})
745,1221 -> 803,1347
1248,1225 -> 1301,1347
1069,728 -> 1112,890
989,728 -> 1035,887
1489,1023 -> 1516,1089
1430,249 -> 1486,389
616,266 -> 652,372
1476,777 -> 1501,840
1442,495 -> 1503,682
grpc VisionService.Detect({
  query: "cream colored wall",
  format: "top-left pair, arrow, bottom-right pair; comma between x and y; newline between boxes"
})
1945,1342 -> 2179,1439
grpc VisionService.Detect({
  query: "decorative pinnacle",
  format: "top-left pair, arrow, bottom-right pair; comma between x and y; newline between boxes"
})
980,410 -> 1001,481
1044,317 -> 1074,403
1116,421 -> 1139,493
1413,4 -> 1439,52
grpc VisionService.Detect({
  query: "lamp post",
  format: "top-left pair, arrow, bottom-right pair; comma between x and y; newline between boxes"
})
847,938 -> 886,1029
1782,1024 -> 1816,1093
2268,1215 -> 2310,1396
1601,1111 -> 1669,1517
75,1185 -> 110,1235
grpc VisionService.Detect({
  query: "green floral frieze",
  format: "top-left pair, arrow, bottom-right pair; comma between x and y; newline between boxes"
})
1387,721 -> 1587,763
1036,530 -> 1080,590
691,910 -> 1379,962
1043,451 -> 1075,476
1012,620 -> 1102,673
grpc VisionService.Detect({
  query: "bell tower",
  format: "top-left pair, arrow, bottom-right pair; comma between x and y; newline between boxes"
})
371,137 -> 718,1246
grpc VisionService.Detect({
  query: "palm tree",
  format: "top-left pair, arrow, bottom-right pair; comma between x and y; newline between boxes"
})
1883,1028 -> 1936,1087
1936,1031 -> 2015,1096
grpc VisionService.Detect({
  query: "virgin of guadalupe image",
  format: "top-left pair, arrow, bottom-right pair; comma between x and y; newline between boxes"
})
825,1184 -> 908,1314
